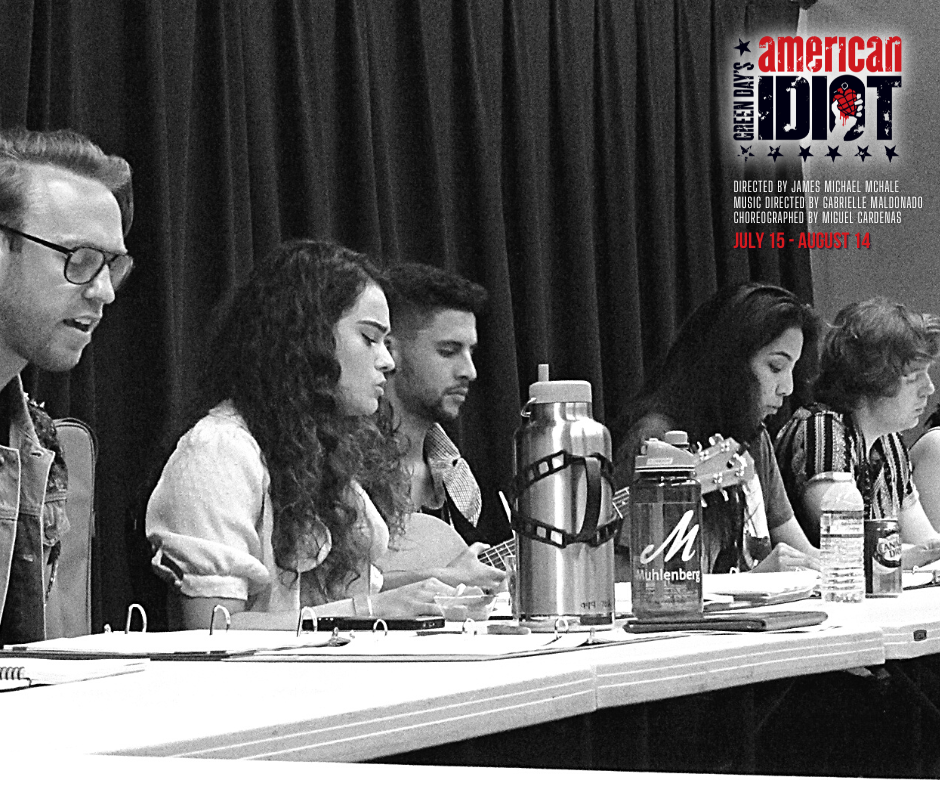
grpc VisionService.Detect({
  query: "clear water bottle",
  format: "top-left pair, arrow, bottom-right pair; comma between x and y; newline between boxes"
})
820,472 -> 865,603
630,437 -> 703,619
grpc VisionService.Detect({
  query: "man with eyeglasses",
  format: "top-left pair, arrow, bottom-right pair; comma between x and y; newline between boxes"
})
0,127 -> 133,644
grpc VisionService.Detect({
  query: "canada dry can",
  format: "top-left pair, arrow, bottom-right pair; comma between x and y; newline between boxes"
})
630,470 -> 703,619
864,518 -> 902,597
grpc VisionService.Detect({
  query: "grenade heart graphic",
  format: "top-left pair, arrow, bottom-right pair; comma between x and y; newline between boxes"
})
835,85 -> 858,124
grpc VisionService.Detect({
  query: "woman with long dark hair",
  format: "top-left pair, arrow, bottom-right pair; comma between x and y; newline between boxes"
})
614,282 -> 821,574
146,239 -> 457,628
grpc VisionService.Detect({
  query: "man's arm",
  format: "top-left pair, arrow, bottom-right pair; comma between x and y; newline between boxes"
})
381,549 -> 505,591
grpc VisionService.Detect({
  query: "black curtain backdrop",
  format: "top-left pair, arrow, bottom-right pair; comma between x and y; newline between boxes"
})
0,0 -> 809,630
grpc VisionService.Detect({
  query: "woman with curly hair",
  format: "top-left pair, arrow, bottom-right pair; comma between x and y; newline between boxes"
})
775,298 -> 940,567
613,282 -> 821,575
146,239 -> 458,629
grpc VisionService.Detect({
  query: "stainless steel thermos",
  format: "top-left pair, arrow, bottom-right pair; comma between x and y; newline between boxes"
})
512,365 -> 618,628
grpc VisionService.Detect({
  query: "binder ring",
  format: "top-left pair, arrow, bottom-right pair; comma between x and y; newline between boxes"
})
297,606 -> 318,636
209,604 -> 231,635
124,603 -> 148,634
326,627 -> 352,647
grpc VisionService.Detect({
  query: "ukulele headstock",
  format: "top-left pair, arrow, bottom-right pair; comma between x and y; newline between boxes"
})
692,434 -> 755,497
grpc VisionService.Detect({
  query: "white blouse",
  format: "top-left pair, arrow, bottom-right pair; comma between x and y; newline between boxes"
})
146,402 -> 388,613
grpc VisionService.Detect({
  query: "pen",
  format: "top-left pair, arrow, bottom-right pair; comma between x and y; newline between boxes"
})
415,624 -> 532,636
416,630 -> 465,636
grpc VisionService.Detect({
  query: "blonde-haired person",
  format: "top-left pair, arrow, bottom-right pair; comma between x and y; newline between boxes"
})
0,127 -> 133,643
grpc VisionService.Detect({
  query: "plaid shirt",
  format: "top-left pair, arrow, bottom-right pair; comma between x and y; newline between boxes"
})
423,423 -> 482,526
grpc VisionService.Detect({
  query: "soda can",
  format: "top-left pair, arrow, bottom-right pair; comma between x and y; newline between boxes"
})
864,518 -> 902,597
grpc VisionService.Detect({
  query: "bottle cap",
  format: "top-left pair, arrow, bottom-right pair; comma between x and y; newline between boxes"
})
818,471 -> 864,511
635,437 -> 695,472
528,363 -> 592,404
664,430 -> 690,448
828,471 -> 853,483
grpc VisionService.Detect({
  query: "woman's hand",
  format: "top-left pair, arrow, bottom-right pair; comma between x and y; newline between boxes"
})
901,538 -> 940,571
752,542 -> 820,573
372,577 -> 456,618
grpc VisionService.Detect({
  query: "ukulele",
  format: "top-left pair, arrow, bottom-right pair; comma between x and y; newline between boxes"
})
377,435 -> 755,576
376,512 -> 490,579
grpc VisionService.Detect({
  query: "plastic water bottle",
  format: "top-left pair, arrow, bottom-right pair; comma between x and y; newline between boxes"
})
819,472 -> 865,603
630,437 -> 703,619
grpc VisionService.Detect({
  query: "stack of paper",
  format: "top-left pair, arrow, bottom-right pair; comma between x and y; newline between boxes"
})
703,571 -> 819,604
4,629 -> 318,660
0,657 -> 146,690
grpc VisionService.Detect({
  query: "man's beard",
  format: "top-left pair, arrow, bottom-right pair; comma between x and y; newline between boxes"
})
414,393 -> 459,425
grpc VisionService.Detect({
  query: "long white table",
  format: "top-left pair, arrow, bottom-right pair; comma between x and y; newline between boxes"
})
0,614 -> 889,763
814,585 -> 940,660
4,755 -> 891,788
0,652 -> 596,761
5,584 -> 940,768
592,620 -> 884,709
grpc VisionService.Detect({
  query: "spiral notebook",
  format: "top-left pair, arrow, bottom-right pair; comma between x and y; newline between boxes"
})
0,657 -> 147,690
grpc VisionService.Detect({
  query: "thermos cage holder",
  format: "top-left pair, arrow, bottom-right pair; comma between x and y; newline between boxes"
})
509,450 -> 623,548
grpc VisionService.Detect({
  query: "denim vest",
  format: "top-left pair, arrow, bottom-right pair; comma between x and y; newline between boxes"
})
0,379 -> 69,645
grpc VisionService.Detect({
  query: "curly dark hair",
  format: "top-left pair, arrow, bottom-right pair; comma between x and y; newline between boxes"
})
618,282 -> 821,448
814,298 -> 940,413
200,239 -> 409,601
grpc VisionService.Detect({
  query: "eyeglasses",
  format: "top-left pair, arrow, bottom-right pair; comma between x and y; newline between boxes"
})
0,223 -> 134,291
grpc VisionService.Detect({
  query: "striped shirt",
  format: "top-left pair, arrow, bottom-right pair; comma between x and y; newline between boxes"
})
774,404 -> 917,544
